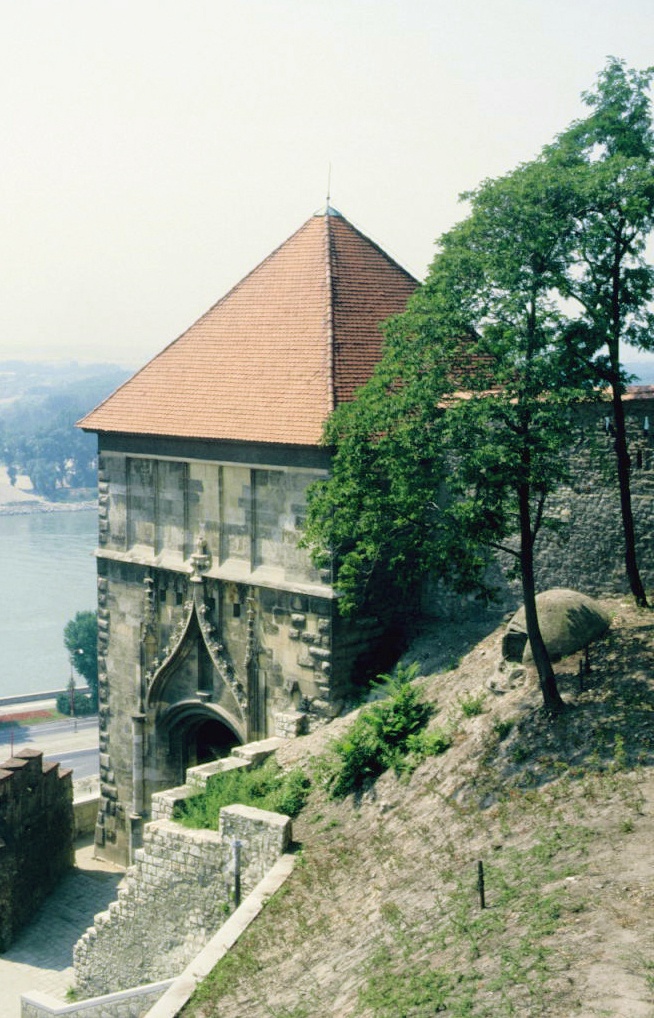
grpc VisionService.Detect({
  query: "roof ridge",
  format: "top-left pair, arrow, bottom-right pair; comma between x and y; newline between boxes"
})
324,212 -> 336,416
328,212 -> 418,284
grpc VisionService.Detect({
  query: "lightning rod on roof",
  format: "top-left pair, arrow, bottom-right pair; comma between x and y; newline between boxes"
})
326,162 -> 332,208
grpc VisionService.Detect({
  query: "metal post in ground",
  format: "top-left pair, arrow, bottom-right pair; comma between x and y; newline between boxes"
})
233,839 -> 242,908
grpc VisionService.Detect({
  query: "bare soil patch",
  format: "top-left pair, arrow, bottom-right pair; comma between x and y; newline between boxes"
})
183,597 -> 654,1018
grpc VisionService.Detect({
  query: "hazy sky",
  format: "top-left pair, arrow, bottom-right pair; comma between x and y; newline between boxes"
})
1,0 -> 652,369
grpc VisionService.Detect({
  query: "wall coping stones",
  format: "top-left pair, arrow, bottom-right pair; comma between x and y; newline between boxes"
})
231,737 -> 284,765
21,980 -> 174,1017
185,756 -> 251,791
220,802 -> 290,832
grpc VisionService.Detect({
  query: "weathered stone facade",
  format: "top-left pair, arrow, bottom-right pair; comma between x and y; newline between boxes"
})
92,436 -> 385,864
0,749 -> 74,951
530,397 -> 654,596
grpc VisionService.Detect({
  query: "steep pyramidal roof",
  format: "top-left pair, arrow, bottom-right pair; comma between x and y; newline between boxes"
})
80,208 -> 418,446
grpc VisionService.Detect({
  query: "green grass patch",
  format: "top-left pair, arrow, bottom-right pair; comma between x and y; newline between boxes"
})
354,817 -> 592,1017
459,693 -> 486,718
175,758 -> 311,829
0,709 -> 59,727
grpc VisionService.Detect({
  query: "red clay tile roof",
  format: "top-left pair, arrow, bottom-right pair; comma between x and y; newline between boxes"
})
79,208 -> 417,446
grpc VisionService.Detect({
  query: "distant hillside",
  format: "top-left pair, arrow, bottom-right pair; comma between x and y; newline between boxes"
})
0,361 -> 131,500
0,360 -> 131,402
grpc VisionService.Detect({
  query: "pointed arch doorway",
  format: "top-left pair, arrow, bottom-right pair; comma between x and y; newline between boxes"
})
159,700 -> 242,778
144,595 -> 249,792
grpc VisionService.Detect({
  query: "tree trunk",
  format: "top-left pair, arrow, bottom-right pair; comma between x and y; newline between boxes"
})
518,482 -> 565,713
610,380 -> 649,607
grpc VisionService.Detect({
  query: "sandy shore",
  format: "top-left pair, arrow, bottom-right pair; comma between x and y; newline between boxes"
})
0,465 -> 96,515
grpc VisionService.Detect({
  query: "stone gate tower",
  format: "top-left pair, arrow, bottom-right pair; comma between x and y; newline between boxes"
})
79,207 -> 417,864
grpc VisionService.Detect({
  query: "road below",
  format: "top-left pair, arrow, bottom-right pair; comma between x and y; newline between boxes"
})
0,715 -> 99,780
45,746 -> 99,780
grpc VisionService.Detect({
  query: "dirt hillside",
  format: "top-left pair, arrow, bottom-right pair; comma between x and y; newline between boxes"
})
183,597 -> 654,1018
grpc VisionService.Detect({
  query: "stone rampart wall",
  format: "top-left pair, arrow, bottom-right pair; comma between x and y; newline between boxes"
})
528,401 -> 654,596
73,804 -> 291,997
0,749 -> 74,952
423,398 -> 654,618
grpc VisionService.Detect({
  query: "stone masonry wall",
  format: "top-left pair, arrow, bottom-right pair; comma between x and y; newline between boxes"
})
423,397 -> 654,618
74,805 -> 291,997
528,400 -> 654,596
0,750 -> 74,952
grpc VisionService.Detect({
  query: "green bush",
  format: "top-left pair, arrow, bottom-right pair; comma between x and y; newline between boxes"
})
494,718 -> 515,741
56,690 -> 96,717
459,692 -> 486,717
322,663 -> 447,798
176,758 -> 311,829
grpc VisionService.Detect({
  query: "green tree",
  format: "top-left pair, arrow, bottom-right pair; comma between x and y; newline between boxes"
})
64,611 -> 99,709
306,60 -> 654,709
548,58 -> 654,606
306,160 -> 585,712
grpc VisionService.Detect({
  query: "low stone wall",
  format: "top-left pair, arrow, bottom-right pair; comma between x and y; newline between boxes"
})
0,749 -> 74,952
73,795 -> 100,839
148,738 -> 282,823
21,981 -> 172,1018
73,804 -> 291,997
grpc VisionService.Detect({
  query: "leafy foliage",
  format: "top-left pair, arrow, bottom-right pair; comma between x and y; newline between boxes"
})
64,611 -> 99,709
458,692 -> 486,718
321,663 -> 449,798
542,58 -> 654,605
303,333 -> 457,618
176,758 -> 311,829
57,689 -> 97,717
306,59 -> 654,709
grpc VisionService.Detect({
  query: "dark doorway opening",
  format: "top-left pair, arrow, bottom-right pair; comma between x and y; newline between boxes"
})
179,714 -> 241,772
193,718 -> 240,765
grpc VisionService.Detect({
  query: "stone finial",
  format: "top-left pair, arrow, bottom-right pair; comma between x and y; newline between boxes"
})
189,527 -> 211,582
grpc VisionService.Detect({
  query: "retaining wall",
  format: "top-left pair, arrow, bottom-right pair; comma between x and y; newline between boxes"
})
73,804 -> 291,997
423,397 -> 654,619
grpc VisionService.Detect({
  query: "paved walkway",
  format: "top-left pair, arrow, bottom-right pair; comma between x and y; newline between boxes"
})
0,837 -> 124,1018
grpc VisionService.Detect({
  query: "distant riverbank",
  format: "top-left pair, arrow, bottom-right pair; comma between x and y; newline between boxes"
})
0,464 -> 96,515
0,499 -> 97,516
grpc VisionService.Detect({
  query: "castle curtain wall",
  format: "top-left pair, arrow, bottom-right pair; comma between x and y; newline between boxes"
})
423,397 -> 654,618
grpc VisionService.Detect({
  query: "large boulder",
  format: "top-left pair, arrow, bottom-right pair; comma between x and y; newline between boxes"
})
502,588 -> 610,664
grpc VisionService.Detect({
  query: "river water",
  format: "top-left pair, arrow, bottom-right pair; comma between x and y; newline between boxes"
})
0,510 -> 98,697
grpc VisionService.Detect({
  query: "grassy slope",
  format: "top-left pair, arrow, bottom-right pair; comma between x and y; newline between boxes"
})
182,598 -> 654,1018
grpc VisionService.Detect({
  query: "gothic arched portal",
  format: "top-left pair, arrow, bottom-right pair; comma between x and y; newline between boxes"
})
158,700 -> 243,781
